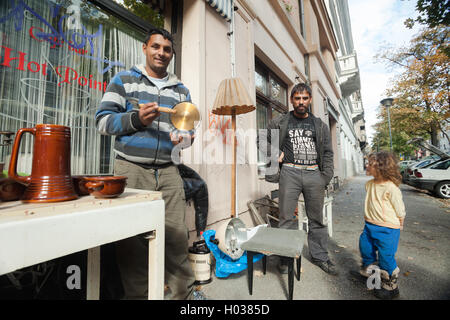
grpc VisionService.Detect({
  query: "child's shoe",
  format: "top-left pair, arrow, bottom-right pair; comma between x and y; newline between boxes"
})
374,267 -> 400,300
359,262 -> 378,278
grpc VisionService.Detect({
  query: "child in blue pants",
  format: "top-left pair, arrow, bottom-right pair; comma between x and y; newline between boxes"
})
359,151 -> 406,299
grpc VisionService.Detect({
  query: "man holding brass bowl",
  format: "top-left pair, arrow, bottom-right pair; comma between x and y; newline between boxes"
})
95,28 -> 201,300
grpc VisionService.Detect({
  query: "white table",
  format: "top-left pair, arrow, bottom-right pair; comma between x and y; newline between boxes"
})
0,188 -> 165,300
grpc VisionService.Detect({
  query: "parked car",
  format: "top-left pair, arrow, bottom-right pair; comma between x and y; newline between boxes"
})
398,160 -> 417,175
402,156 -> 440,184
409,158 -> 450,198
406,137 -> 450,198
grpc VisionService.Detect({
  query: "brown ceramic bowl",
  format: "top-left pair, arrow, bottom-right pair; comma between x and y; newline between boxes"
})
72,175 -> 89,196
0,178 -> 26,201
83,176 -> 128,198
72,175 -> 113,196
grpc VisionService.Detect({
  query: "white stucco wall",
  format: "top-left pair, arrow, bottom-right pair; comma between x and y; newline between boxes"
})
180,0 -> 342,236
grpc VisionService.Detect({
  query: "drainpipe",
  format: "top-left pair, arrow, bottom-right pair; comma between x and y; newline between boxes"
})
228,1 -> 238,217
230,1 -> 236,78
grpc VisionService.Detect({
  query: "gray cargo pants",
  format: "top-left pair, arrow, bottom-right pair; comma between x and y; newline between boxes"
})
114,159 -> 195,300
278,165 -> 330,262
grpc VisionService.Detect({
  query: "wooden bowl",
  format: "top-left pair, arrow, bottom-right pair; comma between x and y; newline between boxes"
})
83,176 -> 128,198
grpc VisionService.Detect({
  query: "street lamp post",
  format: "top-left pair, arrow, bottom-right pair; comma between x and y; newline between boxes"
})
380,98 -> 394,151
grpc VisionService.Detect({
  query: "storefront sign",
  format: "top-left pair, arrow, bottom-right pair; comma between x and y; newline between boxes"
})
0,0 -> 125,76
1,45 -> 107,91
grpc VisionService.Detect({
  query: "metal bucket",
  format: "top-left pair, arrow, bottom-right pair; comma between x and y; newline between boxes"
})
188,240 -> 212,285
214,218 -> 248,260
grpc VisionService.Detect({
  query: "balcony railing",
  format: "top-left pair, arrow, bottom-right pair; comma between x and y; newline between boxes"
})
338,52 -> 360,97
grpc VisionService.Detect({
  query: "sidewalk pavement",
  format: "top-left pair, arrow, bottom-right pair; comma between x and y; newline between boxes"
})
199,174 -> 450,300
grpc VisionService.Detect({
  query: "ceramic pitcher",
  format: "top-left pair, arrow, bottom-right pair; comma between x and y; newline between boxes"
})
8,124 -> 78,203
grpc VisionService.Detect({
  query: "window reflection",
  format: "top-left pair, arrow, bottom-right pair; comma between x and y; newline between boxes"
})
255,59 -> 288,175
270,77 -> 286,105
0,0 -> 154,174
272,107 -> 283,120
255,69 -> 267,95
257,102 -> 268,130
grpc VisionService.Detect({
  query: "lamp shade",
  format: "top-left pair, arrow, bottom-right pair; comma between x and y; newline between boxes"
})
211,78 -> 256,115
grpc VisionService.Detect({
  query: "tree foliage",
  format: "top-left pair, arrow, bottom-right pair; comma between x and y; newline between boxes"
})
374,25 -> 449,151
371,108 -> 420,158
112,0 -> 164,28
404,0 -> 450,57
404,0 -> 450,29
122,0 -> 164,27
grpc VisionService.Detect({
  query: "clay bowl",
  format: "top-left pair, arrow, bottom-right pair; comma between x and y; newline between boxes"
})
72,175 -> 113,196
72,175 -> 90,196
0,178 -> 26,201
83,176 -> 128,198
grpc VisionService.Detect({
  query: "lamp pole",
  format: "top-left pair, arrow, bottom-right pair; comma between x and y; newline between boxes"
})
380,98 -> 394,151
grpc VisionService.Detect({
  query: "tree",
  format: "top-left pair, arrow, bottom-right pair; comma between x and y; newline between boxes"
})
375,25 -> 450,147
111,0 -> 164,28
404,0 -> 450,28
122,0 -> 164,27
404,0 -> 450,57
371,108 -> 419,158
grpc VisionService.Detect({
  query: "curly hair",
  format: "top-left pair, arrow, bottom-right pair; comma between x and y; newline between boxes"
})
367,151 -> 402,186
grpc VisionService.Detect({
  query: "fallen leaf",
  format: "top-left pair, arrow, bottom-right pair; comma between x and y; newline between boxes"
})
404,272 -> 410,277
408,256 -> 414,260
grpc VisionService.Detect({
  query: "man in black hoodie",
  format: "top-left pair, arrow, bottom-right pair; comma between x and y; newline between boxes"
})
263,83 -> 336,275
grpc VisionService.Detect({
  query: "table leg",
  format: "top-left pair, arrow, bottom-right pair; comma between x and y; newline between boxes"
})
147,230 -> 163,300
86,246 -> 100,300
247,251 -> 254,295
296,256 -> 301,281
262,255 -> 267,275
288,258 -> 294,300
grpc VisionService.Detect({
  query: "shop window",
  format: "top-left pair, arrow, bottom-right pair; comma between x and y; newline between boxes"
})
255,58 -> 288,174
0,0 -> 161,174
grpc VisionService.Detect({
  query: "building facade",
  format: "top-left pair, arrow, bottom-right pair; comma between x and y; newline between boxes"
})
325,0 -> 367,181
0,0 -> 363,236
178,0 -> 342,232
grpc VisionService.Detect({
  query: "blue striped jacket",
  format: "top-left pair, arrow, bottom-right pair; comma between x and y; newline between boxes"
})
95,64 -> 191,165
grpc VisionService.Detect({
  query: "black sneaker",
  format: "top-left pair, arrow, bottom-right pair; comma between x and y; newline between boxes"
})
313,259 -> 338,276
